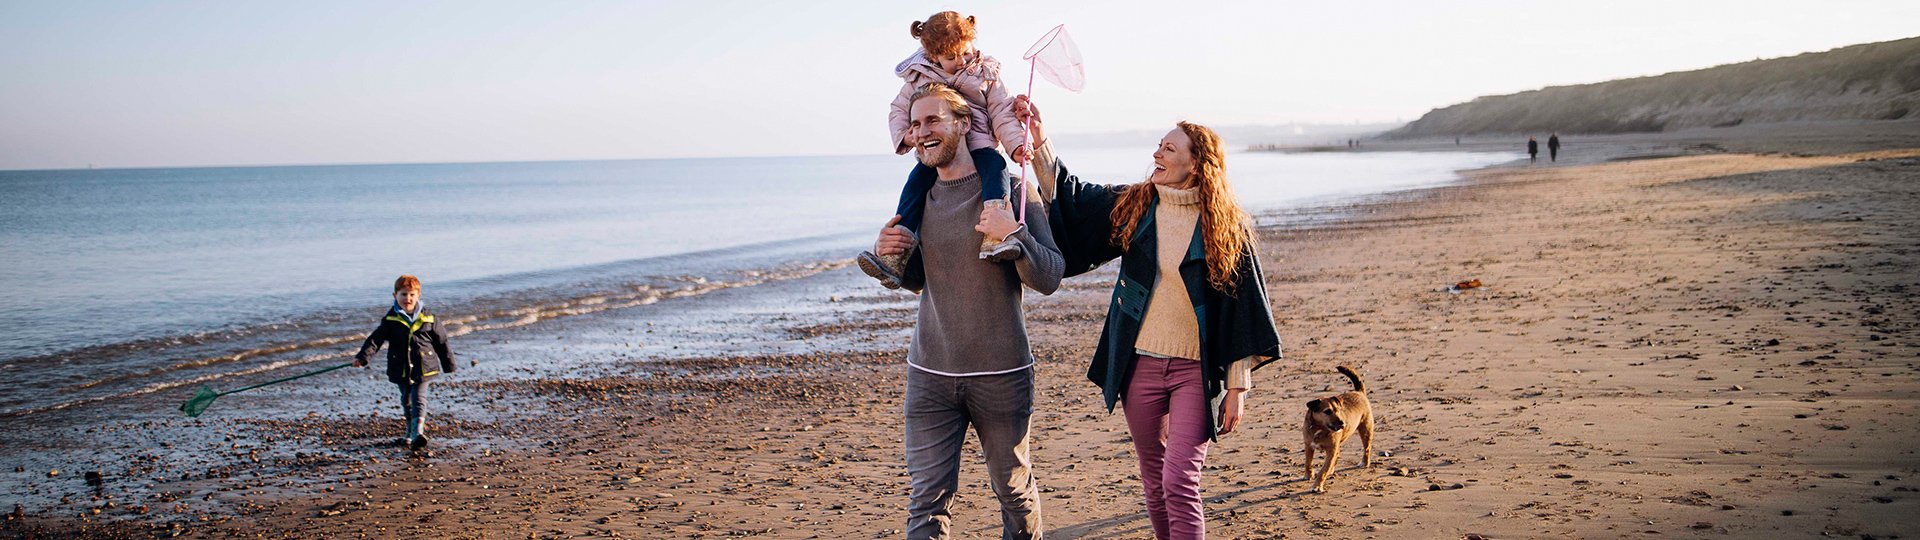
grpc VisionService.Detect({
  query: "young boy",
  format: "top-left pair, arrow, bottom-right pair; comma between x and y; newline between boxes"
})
353,275 -> 456,450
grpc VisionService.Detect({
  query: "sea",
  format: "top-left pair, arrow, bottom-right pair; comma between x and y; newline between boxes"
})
0,147 -> 1514,418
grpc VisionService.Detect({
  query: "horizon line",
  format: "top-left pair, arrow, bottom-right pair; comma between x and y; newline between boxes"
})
0,122 -> 1407,173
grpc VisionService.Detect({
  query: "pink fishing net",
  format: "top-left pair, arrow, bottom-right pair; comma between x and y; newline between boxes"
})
1023,25 -> 1085,93
1012,24 -> 1084,223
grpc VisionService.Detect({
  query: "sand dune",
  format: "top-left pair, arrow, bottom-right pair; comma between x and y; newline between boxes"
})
1389,36 -> 1920,137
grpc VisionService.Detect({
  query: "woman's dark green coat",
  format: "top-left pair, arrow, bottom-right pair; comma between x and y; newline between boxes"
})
1043,156 -> 1284,440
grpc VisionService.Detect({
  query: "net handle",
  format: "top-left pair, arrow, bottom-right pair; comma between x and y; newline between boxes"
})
1013,23 -> 1070,224
220,363 -> 354,396
1015,59 -> 1036,224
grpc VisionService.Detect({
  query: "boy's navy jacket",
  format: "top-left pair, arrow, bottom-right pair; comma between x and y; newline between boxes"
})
355,308 -> 456,384
1044,156 -> 1283,441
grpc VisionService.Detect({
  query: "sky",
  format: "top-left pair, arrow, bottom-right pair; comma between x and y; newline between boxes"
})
1,0 -> 1916,170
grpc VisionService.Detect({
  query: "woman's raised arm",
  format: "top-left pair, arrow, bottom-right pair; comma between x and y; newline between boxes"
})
1017,95 -> 1127,277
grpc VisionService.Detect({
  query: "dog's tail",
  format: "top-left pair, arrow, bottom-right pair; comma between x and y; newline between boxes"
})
1336,365 -> 1365,393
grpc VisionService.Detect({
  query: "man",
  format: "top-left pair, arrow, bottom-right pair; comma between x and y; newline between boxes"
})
1548,132 -> 1562,162
1527,136 -> 1539,162
874,82 -> 1063,539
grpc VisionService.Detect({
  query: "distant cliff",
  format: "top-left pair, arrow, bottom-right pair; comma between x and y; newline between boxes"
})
1387,36 -> 1920,137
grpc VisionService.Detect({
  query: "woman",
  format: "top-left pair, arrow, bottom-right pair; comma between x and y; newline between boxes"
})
1019,97 -> 1282,539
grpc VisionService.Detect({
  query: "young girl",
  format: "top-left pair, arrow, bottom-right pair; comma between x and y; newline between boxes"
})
858,10 -> 1031,289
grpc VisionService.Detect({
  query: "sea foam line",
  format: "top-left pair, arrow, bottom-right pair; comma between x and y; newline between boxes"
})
2,259 -> 851,418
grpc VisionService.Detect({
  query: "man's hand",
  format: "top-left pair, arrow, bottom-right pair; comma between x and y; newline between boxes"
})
875,215 -> 916,256
1218,389 -> 1247,435
353,357 -> 368,368
975,201 -> 1019,243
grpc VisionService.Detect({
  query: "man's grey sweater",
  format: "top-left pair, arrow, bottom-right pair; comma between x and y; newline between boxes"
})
901,173 -> 1064,376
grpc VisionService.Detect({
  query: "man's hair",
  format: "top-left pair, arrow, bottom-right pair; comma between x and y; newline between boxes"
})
910,11 -> 975,57
394,275 -> 421,293
908,82 -> 972,123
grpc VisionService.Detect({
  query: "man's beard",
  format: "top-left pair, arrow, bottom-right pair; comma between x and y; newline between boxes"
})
915,131 -> 961,169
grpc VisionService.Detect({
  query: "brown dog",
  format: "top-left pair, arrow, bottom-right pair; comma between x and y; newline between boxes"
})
1303,365 -> 1373,493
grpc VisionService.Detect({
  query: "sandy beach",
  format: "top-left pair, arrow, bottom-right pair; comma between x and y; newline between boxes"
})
6,126 -> 1920,539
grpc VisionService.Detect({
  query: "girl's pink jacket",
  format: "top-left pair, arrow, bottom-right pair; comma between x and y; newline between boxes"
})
888,49 -> 1028,156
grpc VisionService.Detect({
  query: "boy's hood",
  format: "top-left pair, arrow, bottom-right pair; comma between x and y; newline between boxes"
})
390,300 -> 426,321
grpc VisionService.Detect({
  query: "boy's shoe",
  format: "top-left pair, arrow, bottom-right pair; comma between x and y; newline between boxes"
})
978,199 -> 1025,262
407,415 -> 428,450
857,236 -> 915,290
401,414 -> 422,448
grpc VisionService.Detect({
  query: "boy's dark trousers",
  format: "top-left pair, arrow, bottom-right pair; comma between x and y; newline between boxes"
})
895,148 -> 1010,233
398,379 -> 429,438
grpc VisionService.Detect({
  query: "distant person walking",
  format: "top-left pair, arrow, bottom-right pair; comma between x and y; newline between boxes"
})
1548,133 -> 1561,162
1527,137 -> 1539,162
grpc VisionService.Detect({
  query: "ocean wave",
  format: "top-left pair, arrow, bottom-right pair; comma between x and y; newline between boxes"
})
0,257 -> 852,419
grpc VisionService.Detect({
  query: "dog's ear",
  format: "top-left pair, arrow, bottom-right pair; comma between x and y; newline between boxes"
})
1306,399 -> 1326,412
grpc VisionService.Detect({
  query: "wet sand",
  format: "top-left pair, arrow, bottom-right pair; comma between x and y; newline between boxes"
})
6,131 -> 1920,538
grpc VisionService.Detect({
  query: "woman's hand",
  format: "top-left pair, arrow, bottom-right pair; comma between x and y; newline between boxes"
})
975,201 -> 1019,243
1218,389 -> 1247,434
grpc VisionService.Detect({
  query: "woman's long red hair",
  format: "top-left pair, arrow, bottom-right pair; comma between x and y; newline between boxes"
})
1109,122 -> 1254,294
